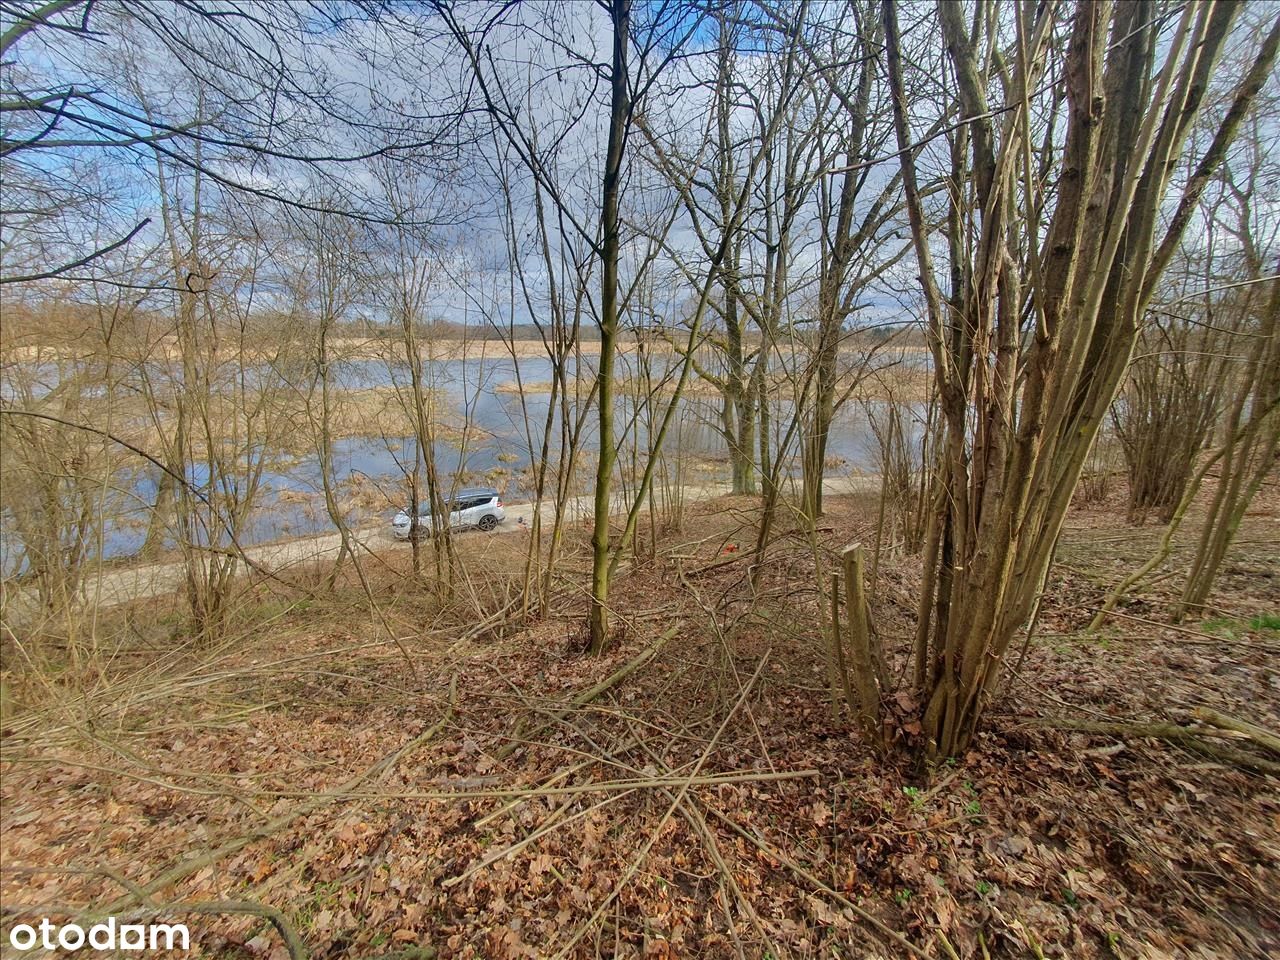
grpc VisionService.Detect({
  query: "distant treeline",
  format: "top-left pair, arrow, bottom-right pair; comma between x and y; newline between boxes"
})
1,295 -> 923,350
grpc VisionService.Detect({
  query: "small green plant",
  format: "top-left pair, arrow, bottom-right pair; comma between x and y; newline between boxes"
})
976,880 -> 992,896
1200,615 -> 1280,638
894,888 -> 913,906
965,798 -> 981,818
1202,616 -> 1241,637
1063,887 -> 1079,908
902,785 -> 923,806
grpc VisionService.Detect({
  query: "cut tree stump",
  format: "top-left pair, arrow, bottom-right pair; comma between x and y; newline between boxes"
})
841,542 -> 884,750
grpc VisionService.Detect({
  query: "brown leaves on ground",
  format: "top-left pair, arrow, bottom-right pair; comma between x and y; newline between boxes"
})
1,486 -> 1277,958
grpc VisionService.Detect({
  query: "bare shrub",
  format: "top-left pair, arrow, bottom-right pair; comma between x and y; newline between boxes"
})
1076,426 -> 1121,507
1113,314 -> 1228,523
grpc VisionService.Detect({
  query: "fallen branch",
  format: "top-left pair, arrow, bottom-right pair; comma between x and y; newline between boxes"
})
1045,717 -> 1280,776
701,804 -> 933,960
175,900 -> 307,960
1182,739 -> 1280,776
1082,607 -> 1276,649
294,767 -> 820,803
1192,707 -> 1280,757
495,625 -> 678,761
103,675 -> 459,912
1049,718 -> 1243,740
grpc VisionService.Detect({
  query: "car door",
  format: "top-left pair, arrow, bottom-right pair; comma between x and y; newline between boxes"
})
444,497 -> 470,529
458,496 -> 484,528
413,501 -> 440,532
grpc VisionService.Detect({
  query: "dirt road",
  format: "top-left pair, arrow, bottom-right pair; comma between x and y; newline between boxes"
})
7,477 -> 876,614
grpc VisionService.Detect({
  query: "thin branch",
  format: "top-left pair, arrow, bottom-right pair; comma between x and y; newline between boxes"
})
0,218 -> 150,284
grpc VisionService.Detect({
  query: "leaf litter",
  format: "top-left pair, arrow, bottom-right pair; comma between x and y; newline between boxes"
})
1,486 -> 1277,958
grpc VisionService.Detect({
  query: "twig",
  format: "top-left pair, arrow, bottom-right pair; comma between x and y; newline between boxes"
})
701,804 -> 932,959
938,929 -> 962,960
550,652 -> 772,960
102,674 -> 458,913
443,788 -> 638,890
495,625 -> 678,760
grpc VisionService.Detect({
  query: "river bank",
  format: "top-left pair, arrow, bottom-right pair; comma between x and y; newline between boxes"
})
1,475 -> 877,616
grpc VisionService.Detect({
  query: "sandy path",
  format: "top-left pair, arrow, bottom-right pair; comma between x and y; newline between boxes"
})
9,477 -> 876,614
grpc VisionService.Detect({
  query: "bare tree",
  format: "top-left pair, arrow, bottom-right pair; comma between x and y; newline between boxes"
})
586,0 -> 634,652
288,205 -> 372,589
881,0 -> 1279,756
438,0 -> 713,652
488,137 -> 599,618
2,0 -> 450,287
1090,70 -> 1280,627
1177,276 -> 1279,618
797,1 -> 911,521
0,305 -> 121,624
1113,308 -> 1231,525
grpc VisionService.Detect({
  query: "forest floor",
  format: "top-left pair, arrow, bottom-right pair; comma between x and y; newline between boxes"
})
1,478 -> 1277,959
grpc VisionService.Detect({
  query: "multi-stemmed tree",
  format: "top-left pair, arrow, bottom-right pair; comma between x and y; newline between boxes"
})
882,0 -> 1279,756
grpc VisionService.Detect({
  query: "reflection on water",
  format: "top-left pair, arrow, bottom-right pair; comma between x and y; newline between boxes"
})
1,353 -> 927,570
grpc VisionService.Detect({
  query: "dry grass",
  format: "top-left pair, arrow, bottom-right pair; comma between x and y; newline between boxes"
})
496,365 -> 933,402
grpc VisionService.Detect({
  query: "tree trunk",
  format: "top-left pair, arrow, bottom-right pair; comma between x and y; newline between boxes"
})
588,0 -> 631,655
882,0 -> 1272,756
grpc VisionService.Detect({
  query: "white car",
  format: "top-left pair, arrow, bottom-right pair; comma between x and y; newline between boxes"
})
391,487 -> 506,539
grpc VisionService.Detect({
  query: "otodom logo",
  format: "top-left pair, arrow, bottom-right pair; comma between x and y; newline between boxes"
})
7,917 -> 190,952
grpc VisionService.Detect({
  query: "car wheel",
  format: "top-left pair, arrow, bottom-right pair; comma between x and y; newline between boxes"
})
478,514 -> 498,532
